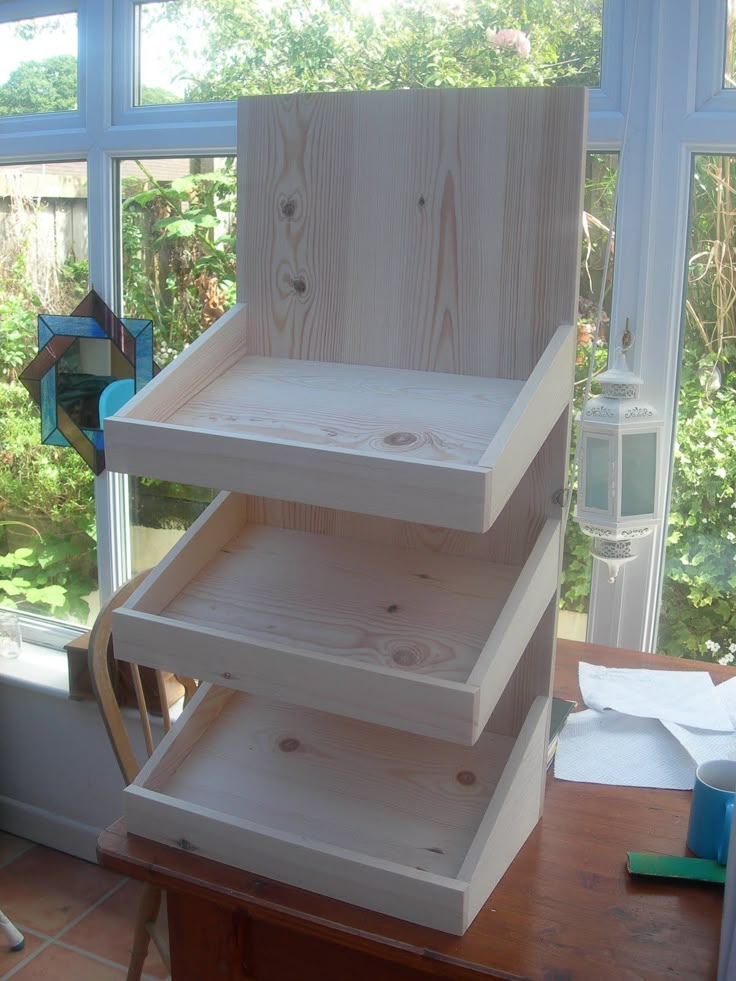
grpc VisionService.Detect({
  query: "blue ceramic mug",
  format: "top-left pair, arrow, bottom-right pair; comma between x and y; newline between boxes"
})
687,759 -> 736,865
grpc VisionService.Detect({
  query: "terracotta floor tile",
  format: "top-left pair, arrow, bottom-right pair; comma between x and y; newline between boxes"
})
64,880 -> 168,980
8,943 -> 125,980
0,835 -> 34,871
0,847 -> 122,936
0,931 -> 46,980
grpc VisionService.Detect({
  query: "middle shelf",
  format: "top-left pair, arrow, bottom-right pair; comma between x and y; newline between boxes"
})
113,491 -> 561,745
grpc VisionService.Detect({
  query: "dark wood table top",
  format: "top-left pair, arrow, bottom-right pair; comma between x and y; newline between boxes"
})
98,639 -> 731,981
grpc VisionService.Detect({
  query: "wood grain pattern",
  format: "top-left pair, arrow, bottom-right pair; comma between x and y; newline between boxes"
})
161,523 -> 516,679
143,686 -> 514,876
238,89 -> 586,379
112,493 -> 560,743
166,891 -> 246,981
170,357 -> 522,465
113,608 -> 478,744
123,683 -> 546,933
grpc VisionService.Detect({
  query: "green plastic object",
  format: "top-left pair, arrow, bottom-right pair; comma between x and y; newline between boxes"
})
627,851 -> 726,884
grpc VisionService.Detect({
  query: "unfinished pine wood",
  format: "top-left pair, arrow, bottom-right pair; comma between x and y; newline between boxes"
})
124,683 -> 548,934
105,326 -> 572,533
101,88 -> 586,935
112,491 -> 560,744
105,88 -> 585,537
166,357 -> 521,464
238,89 -> 585,378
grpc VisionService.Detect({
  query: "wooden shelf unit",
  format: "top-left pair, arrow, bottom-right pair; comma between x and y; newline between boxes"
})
105,86 -> 587,934
125,683 -> 550,935
113,491 -> 561,745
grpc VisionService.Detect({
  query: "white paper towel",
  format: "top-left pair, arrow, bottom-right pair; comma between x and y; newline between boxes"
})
662,720 -> 736,767
554,708 -> 697,789
579,661 -> 734,731
554,662 -> 736,789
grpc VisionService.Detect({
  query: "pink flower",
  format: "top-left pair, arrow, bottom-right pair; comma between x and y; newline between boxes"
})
486,27 -> 531,58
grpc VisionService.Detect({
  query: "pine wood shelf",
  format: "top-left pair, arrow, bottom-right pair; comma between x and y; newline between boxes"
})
105,86 -> 587,936
112,491 -> 561,745
125,683 -> 549,935
105,316 -> 575,533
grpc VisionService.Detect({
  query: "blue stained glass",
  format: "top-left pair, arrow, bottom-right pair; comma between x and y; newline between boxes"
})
41,315 -> 108,338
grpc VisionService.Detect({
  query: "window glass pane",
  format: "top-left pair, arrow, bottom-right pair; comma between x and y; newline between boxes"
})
726,0 -> 735,88
658,155 -> 736,663
621,432 -> 656,517
135,0 -> 603,107
558,151 -> 618,642
584,436 -> 610,511
120,156 -> 237,571
0,12 -> 78,116
0,161 -> 95,627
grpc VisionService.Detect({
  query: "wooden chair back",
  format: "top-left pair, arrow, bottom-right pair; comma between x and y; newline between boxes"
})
88,570 -> 195,784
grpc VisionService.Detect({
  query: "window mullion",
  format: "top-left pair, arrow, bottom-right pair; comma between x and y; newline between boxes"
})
86,0 -> 131,600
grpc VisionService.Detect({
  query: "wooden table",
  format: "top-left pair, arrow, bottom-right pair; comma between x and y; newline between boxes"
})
98,639 -> 729,981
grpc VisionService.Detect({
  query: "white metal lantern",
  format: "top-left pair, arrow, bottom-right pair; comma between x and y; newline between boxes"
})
573,356 -> 662,582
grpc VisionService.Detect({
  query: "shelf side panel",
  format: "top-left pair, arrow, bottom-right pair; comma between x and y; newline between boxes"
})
107,303 -> 248,428
459,694 -> 549,929
469,518 -> 561,740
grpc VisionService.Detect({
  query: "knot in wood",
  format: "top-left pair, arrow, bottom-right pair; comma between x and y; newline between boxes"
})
292,276 -> 307,295
222,671 -> 232,680
418,195 -> 426,208
456,770 -> 477,786
386,604 -> 399,614
176,838 -> 196,851
280,198 -> 297,219
383,431 -> 417,447
391,645 -> 423,667
279,737 -> 300,753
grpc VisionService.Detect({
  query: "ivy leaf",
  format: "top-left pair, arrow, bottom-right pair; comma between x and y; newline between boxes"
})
0,577 -> 31,595
154,217 -> 197,237
25,584 -> 67,608
171,176 -> 196,194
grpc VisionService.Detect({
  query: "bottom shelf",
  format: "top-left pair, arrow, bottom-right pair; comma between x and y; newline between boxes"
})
125,685 -> 549,934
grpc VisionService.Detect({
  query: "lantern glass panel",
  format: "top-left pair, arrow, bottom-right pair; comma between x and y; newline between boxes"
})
621,431 -> 657,517
584,435 -> 610,511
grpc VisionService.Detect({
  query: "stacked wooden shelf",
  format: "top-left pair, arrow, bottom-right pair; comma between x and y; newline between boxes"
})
105,86 -> 587,935
106,322 -> 575,533
113,492 -> 562,744
127,685 -> 548,934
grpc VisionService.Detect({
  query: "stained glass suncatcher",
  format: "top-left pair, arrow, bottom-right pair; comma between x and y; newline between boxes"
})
19,290 -> 158,475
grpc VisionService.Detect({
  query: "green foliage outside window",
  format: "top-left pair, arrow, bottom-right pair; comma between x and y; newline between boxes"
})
0,55 -> 77,116
161,0 -> 602,100
0,208 -> 94,622
656,156 -> 736,663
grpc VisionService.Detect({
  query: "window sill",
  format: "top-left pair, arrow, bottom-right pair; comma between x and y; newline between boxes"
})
0,642 -> 70,697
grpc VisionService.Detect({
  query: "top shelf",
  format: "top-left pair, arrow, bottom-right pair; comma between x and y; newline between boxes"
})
105,307 -> 575,533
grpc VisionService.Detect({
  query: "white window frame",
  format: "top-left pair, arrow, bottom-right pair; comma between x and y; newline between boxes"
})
587,0 -> 736,651
0,0 -> 730,654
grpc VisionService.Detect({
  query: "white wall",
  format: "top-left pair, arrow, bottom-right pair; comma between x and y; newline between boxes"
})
0,663 -> 160,861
